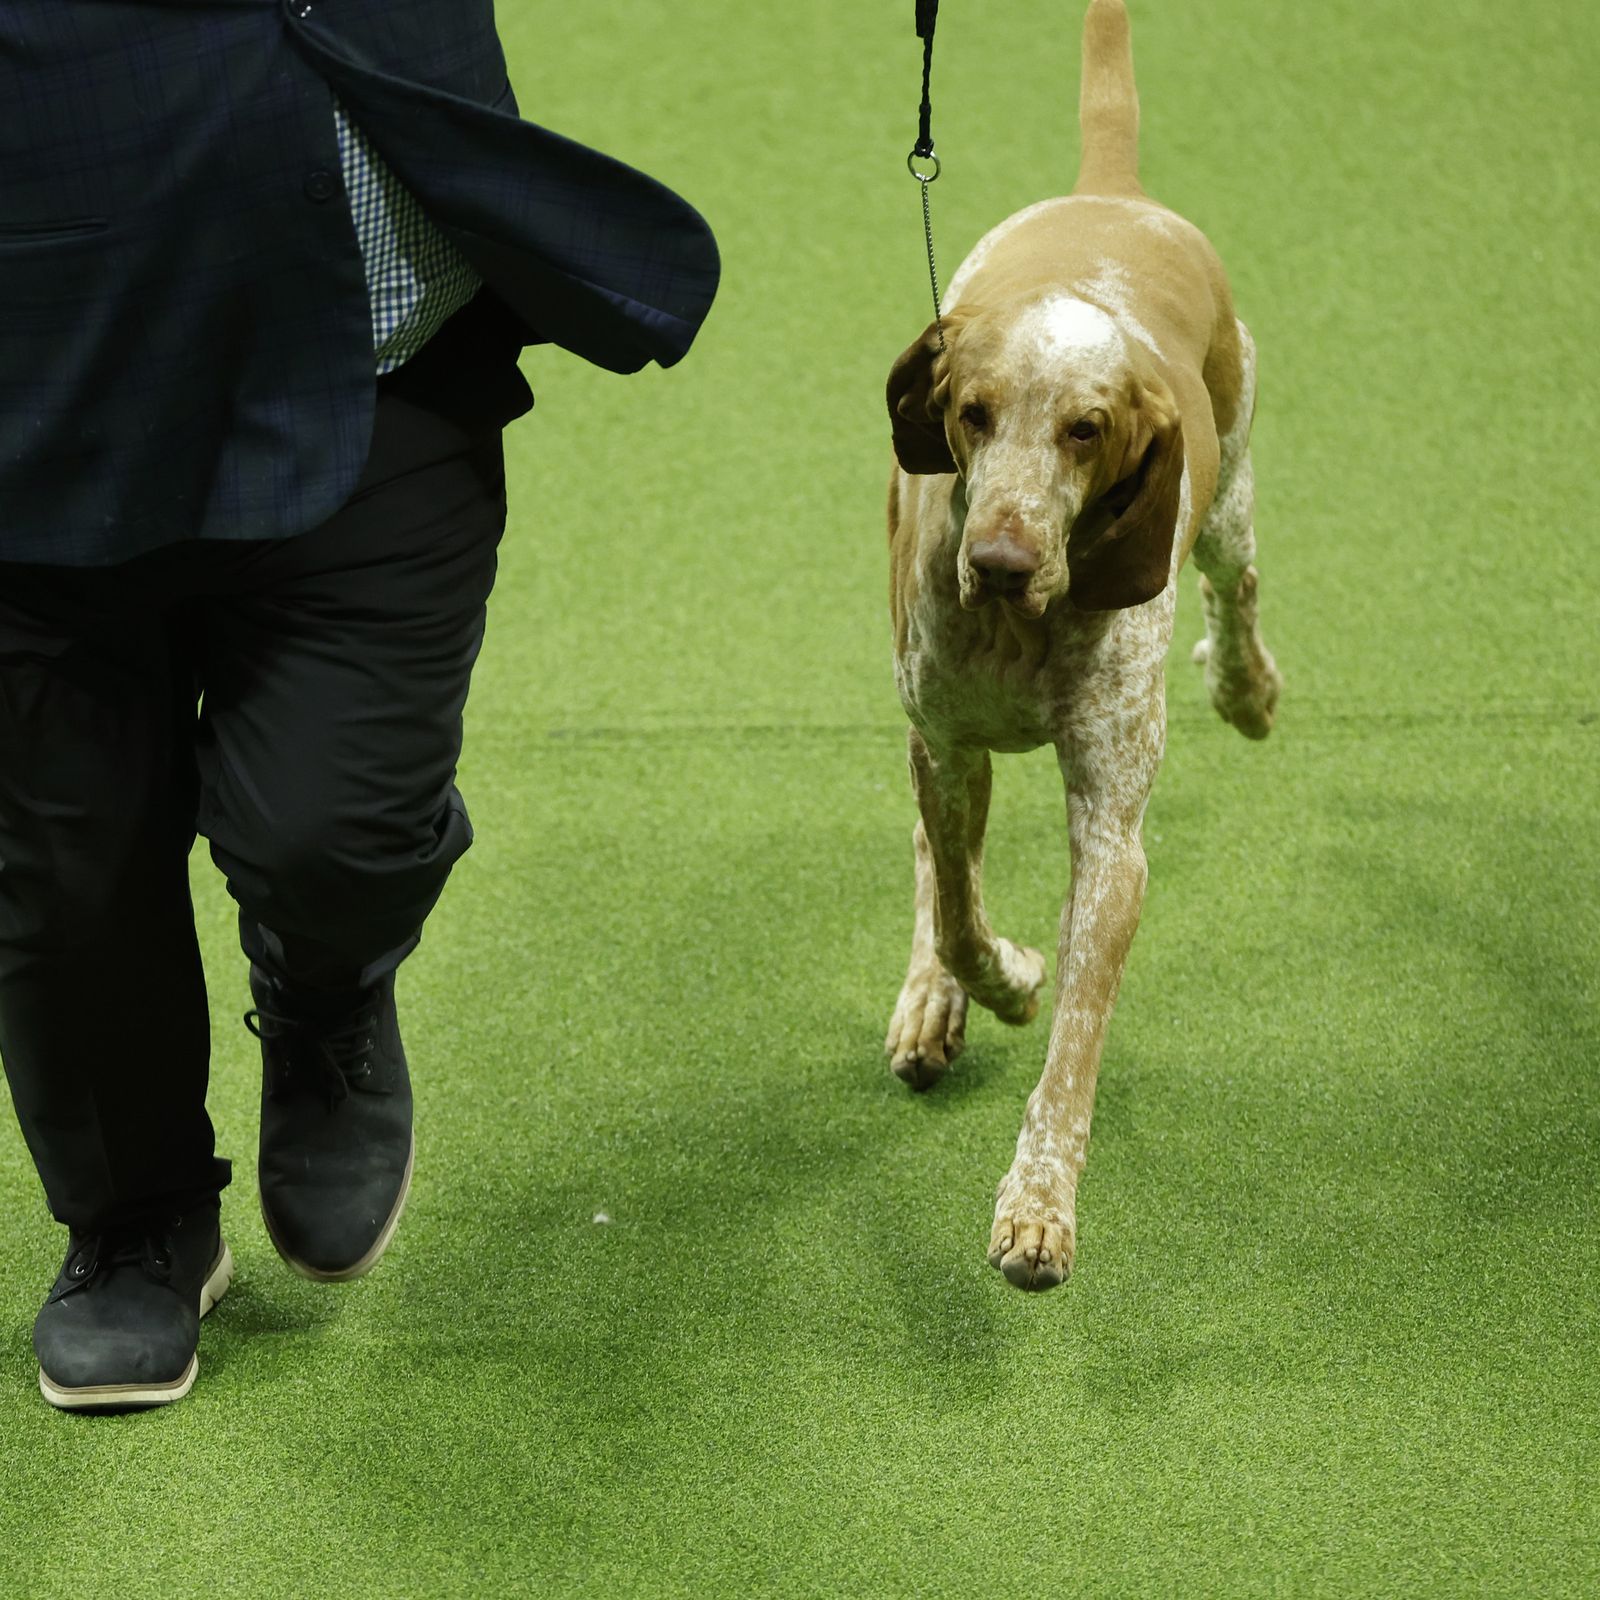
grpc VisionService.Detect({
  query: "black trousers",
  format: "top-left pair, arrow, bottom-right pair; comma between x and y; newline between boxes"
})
0,294 -> 530,1233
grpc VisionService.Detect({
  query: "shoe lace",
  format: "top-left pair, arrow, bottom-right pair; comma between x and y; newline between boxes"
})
64,1219 -> 178,1295
243,1000 -> 384,1109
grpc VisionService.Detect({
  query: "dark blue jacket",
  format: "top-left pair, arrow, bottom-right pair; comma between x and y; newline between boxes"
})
0,0 -> 720,565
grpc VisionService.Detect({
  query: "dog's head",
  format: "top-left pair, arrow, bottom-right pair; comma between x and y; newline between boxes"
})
886,292 -> 1185,614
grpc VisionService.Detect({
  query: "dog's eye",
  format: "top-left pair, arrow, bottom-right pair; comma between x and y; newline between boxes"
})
1066,418 -> 1100,443
959,402 -> 990,432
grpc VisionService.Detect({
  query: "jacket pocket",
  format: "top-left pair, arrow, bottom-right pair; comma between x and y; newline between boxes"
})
0,218 -> 110,244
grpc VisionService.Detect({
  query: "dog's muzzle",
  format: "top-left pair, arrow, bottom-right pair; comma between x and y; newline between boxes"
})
964,533 -> 1047,616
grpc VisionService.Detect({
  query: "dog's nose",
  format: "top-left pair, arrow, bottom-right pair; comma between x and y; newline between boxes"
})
967,535 -> 1039,594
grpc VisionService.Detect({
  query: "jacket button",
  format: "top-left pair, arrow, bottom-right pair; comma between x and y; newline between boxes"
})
303,169 -> 340,203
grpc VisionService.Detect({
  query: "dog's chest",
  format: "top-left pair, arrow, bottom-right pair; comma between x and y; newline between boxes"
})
895,604 -> 1104,754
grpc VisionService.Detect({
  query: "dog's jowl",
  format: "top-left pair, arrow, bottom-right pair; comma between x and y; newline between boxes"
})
882,0 -> 1282,1291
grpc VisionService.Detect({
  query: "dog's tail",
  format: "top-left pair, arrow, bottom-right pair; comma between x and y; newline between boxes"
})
1074,0 -> 1144,197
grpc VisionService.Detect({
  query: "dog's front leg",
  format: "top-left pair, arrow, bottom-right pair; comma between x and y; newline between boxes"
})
886,727 -> 1047,1089
884,816 -> 971,1089
989,712 -> 1161,1291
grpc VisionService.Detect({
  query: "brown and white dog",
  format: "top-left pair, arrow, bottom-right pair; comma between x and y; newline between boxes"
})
883,0 -> 1282,1290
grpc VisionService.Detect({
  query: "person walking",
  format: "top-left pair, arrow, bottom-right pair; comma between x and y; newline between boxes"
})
0,0 -> 718,1410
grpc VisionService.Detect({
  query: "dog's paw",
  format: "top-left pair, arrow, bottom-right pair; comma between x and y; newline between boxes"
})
1208,648 -> 1281,740
1196,570 -> 1281,740
988,1168 -> 1077,1291
885,965 -> 969,1091
965,940 -> 1047,1026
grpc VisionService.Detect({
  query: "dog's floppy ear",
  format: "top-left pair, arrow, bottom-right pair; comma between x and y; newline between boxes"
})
886,321 -> 956,475
1068,376 -> 1185,611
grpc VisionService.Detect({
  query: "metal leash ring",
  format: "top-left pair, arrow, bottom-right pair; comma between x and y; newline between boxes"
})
907,2 -> 946,347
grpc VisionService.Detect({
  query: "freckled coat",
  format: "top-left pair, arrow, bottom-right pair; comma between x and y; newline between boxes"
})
878,0 -> 1281,1290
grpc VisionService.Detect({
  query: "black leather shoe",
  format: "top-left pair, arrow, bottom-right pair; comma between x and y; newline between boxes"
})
245,969 -> 414,1282
34,1207 -> 232,1411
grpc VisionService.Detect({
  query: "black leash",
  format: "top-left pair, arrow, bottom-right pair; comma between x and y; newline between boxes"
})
907,0 -> 946,350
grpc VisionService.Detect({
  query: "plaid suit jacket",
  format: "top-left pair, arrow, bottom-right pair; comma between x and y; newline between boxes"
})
0,0 -> 720,566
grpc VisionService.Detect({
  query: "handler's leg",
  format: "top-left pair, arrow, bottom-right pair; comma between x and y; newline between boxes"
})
0,569 -> 225,1228
198,391 -> 507,1280
0,563 -> 232,1408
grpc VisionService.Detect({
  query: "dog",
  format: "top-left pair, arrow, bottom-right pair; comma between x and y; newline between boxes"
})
882,0 -> 1282,1290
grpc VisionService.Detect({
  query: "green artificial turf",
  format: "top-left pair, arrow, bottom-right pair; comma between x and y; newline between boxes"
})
3,0 -> 1597,1593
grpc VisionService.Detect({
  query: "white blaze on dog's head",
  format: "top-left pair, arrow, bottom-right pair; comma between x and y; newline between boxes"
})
1077,263 -> 1165,362
1004,293 -> 1124,381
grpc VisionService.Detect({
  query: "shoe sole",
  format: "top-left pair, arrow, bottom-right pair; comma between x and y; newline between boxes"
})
38,1240 -> 235,1412
262,1133 -> 415,1283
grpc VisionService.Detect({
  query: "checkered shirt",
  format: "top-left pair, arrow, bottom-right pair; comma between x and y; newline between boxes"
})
332,95 -> 482,375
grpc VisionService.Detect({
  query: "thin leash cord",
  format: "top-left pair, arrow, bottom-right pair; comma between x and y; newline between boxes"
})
919,173 -> 943,350
908,2 -> 946,350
